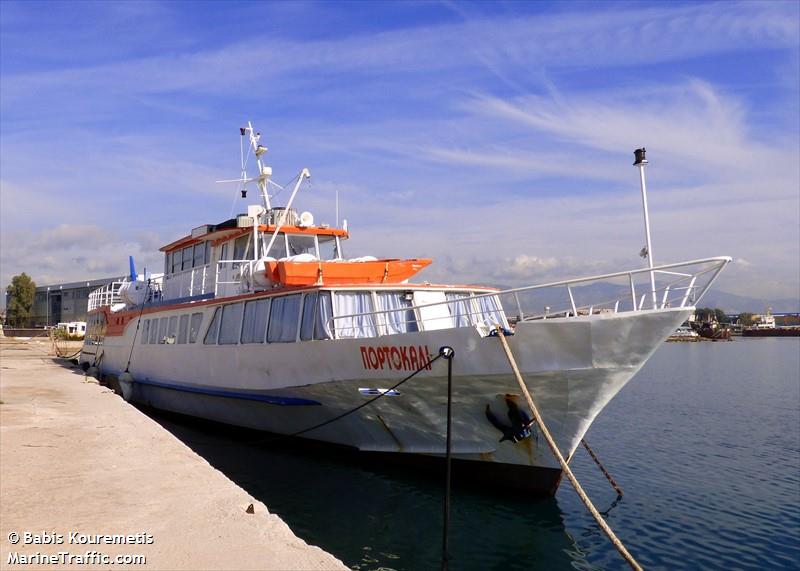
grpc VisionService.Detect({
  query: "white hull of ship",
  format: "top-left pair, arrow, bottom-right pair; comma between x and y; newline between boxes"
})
81,306 -> 689,493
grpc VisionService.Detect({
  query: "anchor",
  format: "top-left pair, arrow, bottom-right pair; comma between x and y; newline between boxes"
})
485,394 -> 535,443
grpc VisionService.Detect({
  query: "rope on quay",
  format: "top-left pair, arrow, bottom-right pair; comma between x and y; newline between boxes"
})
48,329 -> 83,360
493,326 -> 643,571
581,438 -> 624,498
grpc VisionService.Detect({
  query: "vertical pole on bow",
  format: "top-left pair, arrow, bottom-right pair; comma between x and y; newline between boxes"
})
634,148 -> 657,309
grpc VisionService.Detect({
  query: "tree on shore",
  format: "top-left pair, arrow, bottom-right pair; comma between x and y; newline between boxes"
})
5,273 -> 36,327
737,312 -> 755,326
695,307 -> 728,323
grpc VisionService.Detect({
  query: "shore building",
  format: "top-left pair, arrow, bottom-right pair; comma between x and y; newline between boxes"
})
5,277 -> 123,327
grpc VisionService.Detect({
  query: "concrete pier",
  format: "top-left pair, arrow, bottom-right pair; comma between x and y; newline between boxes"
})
0,337 -> 346,570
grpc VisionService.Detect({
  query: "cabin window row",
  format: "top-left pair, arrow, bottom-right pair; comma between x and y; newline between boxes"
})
204,292 -> 333,345
140,312 -> 204,345
164,242 -> 211,275
221,232 -> 341,262
198,290 -> 505,344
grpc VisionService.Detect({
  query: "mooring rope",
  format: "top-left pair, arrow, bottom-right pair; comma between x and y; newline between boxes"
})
124,281 -> 152,374
493,326 -> 643,571
249,352 -> 445,446
48,329 -> 83,359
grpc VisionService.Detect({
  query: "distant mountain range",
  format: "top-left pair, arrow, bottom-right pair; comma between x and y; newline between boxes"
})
693,290 -> 799,314
494,282 -> 799,316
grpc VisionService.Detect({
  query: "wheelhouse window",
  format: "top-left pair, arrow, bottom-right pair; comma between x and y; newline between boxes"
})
218,303 -> 244,345
333,292 -> 377,339
233,235 -> 251,260
181,247 -> 193,271
376,292 -> 418,334
165,241 -> 212,276
267,294 -> 301,343
241,299 -> 270,344
318,236 -> 340,260
287,234 -> 317,257
171,251 -> 182,274
264,233 -> 287,259
192,243 -> 206,267
300,292 -> 333,341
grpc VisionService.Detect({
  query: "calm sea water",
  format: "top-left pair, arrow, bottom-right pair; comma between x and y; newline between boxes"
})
151,338 -> 800,570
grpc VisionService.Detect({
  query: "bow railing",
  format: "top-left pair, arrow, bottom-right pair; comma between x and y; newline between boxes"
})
327,256 -> 731,338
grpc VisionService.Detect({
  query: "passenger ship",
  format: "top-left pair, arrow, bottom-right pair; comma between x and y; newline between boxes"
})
80,125 -> 731,494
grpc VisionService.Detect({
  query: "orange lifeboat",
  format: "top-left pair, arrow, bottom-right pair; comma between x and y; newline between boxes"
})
266,258 -> 432,286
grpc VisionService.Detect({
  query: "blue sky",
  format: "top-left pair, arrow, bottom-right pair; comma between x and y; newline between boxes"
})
1,0 -> 798,304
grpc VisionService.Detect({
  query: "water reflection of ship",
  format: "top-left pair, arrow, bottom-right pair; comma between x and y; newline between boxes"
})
149,409 -> 586,571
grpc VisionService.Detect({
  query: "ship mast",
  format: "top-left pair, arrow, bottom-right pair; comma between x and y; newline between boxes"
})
242,122 -> 272,211
633,148 -> 657,309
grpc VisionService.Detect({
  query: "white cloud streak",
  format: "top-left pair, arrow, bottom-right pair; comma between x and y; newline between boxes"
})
1,1 -> 797,304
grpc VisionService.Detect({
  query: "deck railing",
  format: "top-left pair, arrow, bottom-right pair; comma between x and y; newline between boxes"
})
214,259 -> 256,298
87,281 -> 124,311
327,256 -> 731,338
87,277 -> 164,311
162,264 -> 214,300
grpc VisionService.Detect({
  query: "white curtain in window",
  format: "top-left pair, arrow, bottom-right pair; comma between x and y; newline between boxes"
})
157,317 -> 168,344
189,313 -> 203,343
476,295 -> 507,327
315,292 -> 333,339
241,299 -> 270,344
167,316 -> 178,341
267,295 -> 301,342
204,308 -> 221,344
446,293 -> 475,328
334,292 -> 377,338
149,319 -> 159,344
301,292 -> 333,340
178,314 -> 189,344
376,292 -> 417,334
219,303 -> 244,345
141,320 -> 150,344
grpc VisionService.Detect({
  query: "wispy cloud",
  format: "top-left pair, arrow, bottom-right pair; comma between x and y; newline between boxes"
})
1,0 -> 797,304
